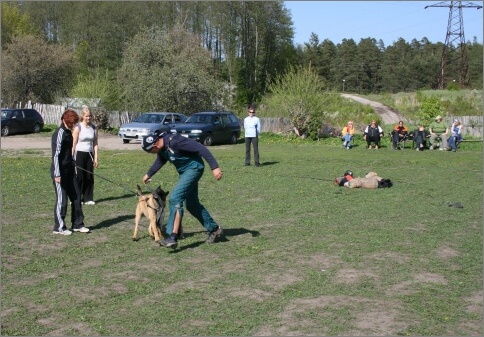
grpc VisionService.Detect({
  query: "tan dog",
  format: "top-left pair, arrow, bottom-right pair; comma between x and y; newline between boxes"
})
346,171 -> 382,189
132,185 -> 169,242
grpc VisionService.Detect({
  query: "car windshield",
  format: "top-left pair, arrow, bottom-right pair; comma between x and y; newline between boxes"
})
133,114 -> 164,124
1,110 -> 12,119
186,115 -> 213,123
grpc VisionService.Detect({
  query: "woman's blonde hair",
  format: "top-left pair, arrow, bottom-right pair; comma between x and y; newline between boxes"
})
80,106 -> 93,122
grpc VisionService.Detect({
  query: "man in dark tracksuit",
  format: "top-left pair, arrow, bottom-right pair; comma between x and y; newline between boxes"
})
141,130 -> 223,248
51,109 -> 89,235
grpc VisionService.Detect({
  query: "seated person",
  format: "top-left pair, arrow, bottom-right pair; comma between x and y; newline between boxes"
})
447,119 -> 463,152
413,125 -> 429,151
429,115 -> 449,150
340,121 -> 355,149
391,120 -> 408,150
363,120 -> 384,149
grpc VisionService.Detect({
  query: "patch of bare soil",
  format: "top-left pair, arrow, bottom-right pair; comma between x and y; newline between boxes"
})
253,295 -> 408,336
0,132 -> 139,151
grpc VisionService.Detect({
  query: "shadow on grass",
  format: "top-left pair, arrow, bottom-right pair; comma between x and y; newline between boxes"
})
169,227 -> 261,253
259,161 -> 279,166
95,193 -> 137,203
89,214 -> 133,230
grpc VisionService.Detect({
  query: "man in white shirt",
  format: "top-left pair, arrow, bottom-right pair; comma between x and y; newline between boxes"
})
244,104 -> 261,166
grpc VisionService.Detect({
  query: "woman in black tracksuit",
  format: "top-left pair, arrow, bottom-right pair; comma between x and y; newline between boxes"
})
50,109 -> 89,235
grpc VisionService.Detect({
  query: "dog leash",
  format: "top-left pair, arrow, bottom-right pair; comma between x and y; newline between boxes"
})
75,165 -> 139,197
266,173 -> 334,182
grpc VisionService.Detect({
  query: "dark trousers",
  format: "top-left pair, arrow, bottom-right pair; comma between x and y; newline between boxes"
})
75,151 -> 94,202
53,169 -> 84,231
366,136 -> 381,147
392,132 -> 401,145
245,137 -> 259,165
415,133 -> 427,149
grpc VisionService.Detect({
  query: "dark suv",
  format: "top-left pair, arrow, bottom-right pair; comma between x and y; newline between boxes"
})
173,111 -> 241,146
1,108 -> 44,136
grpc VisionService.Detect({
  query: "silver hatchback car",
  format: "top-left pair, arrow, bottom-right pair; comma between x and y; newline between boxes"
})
118,112 -> 187,144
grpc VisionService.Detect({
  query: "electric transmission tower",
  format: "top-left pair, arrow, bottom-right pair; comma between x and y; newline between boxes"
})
425,1 -> 482,89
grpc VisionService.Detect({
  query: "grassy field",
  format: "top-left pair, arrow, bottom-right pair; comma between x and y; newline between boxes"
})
1,134 -> 482,336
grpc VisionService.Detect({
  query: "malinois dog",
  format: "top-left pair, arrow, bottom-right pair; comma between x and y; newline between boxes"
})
132,185 -> 169,242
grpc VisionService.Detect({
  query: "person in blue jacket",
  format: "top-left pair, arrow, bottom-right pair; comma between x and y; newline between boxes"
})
141,130 -> 224,248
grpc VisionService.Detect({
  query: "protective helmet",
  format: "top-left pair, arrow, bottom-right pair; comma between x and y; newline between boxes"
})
344,170 -> 353,177
141,130 -> 166,152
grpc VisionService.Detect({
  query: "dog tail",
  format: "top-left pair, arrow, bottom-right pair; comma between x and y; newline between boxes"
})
136,184 -> 143,196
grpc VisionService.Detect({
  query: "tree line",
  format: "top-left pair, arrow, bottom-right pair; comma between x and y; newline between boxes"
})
1,1 -> 482,113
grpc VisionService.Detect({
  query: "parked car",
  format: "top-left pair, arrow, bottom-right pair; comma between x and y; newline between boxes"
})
173,111 -> 241,146
118,112 -> 187,144
1,108 -> 44,136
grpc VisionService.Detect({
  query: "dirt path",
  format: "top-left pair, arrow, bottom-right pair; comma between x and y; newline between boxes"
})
341,94 -> 406,125
0,132 -> 139,151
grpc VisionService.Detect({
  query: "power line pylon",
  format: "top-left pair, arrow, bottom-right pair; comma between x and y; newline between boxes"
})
425,1 -> 482,89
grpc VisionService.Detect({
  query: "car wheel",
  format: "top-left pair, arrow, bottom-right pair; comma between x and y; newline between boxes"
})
1,126 -> 10,136
230,133 -> 238,144
123,139 -> 130,144
203,134 -> 213,146
33,123 -> 41,133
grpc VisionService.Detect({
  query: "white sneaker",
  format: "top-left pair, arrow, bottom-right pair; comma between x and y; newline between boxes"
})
53,229 -> 72,235
73,227 -> 90,233
84,201 -> 96,205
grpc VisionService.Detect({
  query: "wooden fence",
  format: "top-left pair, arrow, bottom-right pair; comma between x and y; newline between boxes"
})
15,102 -> 484,138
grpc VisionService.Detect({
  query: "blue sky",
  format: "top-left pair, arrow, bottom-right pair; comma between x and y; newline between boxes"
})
284,1 -> 483,46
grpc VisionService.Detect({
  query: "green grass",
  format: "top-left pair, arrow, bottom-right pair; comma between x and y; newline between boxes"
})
1,134 -> 482,336
364,89 -> 483,118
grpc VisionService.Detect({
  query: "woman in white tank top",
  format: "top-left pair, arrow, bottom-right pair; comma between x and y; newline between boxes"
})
72,106 -> 99,205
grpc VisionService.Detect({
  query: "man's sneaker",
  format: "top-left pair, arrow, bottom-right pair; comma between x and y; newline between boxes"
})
73,227 -> 90,233
160,235 -> 178,248
206,226 -> 223,244
84,201 -> 96,205
53,229 -> 72,235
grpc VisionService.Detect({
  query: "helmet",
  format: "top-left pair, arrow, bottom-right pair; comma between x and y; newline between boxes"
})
344,170 -> 353,177
141,130 -> 166,152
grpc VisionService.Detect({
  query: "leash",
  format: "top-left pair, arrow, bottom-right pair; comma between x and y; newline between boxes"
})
268,173 -> 334,182
75,165 -> 139,197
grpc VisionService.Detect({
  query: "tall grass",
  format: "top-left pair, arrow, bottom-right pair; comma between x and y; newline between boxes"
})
364,89 -> 483,118
1,136 -> 482,336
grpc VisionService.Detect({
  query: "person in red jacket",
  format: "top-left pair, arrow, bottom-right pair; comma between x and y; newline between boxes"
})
391,120 -> 408,150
